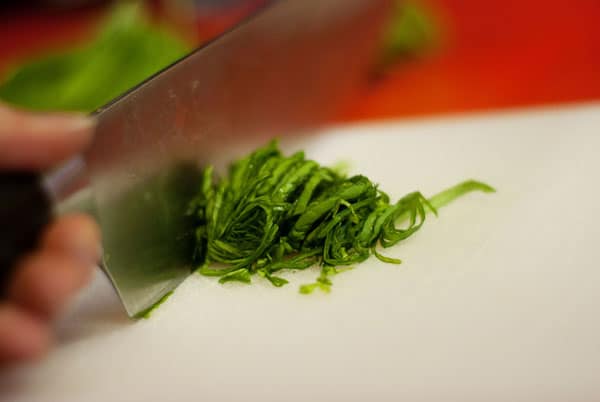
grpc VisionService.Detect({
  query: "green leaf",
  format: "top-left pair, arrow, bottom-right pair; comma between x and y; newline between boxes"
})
258,270 -> 289,287
218,269 -> 252,284
299,283 -> 319,295
428,180 -> 496,210
372,247 -> 402,264
379,1 -> 439,70
135,291 -> 174,319
0,3 -> 190,112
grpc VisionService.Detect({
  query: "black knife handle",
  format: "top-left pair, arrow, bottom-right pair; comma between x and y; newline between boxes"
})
0,172 -> 52,292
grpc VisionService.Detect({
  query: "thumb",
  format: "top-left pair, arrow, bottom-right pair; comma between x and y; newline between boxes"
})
0,103 -> 95,170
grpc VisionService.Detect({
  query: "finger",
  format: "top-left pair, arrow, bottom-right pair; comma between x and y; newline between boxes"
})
8,251 -> 94,319
41,214 -> 102,266
0,103 -> 95,170
0,304 -> 51,366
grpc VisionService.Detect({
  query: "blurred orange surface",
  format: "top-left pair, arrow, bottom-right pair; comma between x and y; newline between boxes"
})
343,0 -> 600,121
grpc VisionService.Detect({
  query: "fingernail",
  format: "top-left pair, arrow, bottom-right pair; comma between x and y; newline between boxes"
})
26,113 -> 96,135
61,115 -> 96,133
48,114 -> 96,135
64,240 -> 102,268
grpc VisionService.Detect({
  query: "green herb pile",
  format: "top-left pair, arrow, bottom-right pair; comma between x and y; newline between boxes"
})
187,141 -> 494,293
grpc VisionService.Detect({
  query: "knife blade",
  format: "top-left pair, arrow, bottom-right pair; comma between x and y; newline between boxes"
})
1,0 -> 391,317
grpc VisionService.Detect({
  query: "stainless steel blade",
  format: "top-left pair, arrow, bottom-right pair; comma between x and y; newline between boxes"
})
56,0 -> 391,317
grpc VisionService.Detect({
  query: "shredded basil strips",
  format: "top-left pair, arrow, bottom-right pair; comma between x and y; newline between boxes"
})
187,141 -> 494,293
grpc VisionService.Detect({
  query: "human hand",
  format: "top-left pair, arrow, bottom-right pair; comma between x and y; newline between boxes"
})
0,103 -> 100,366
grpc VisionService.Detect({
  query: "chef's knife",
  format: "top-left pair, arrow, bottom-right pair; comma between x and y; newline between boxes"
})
0,0 -> 391,317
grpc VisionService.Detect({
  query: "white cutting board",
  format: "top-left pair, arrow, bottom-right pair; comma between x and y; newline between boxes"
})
3,103 -> 600,402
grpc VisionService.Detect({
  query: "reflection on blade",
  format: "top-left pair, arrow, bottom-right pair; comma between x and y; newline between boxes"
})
97,164 -> 201,317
